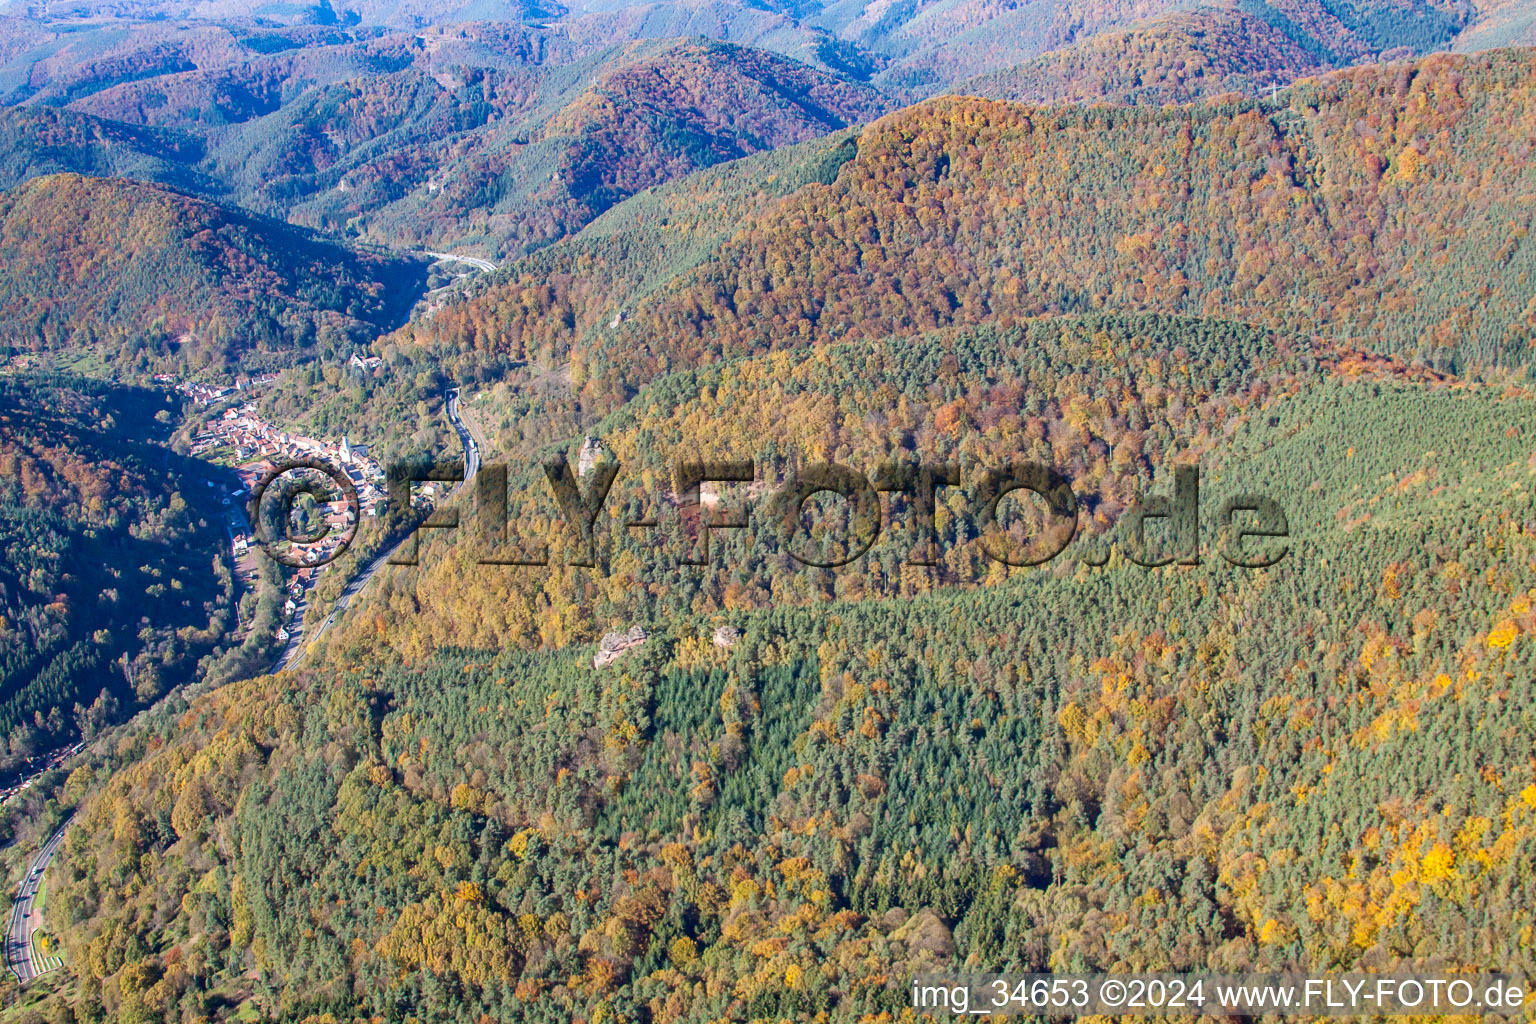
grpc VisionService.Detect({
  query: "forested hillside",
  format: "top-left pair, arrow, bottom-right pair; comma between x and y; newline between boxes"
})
1453,0 -> 1536,50
45,317 -> 1536,1021
359,313 -> 1308,653
211,38 -> 889,255
824,0 -> 1481,95
0,375 -> 236,777
955,8 -> 1332,106
406,48 -> 1536,403
0,174 -> 425,374
0,107 -> 215,198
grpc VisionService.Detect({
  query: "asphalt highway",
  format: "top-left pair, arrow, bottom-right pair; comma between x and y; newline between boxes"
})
6,816 -> 70,984
422,250 -> 498,274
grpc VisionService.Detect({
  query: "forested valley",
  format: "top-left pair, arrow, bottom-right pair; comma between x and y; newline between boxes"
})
0,375 -> 238,778
0,174 -> 424,376
43,336 -> 1536,1023
0,14 -> 1534,1024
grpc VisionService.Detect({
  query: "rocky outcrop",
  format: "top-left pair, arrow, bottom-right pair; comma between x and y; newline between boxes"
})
594,624 -> 647,667
577,435 -> 606,479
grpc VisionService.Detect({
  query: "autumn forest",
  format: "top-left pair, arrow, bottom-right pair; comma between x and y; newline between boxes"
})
0,2 -> 1534,1023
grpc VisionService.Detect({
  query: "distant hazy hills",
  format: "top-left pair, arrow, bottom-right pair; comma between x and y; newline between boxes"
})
9,0 -> 1522,100
952,0 -> 1514,108
0,29 -> 887,256
211,38 -> 890,254
0,173 -> 424,374
0,0 -> 1530,262
10,0 -> 1530,100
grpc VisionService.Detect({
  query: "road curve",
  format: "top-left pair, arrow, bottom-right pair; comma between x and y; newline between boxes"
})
6,816 -> 71,984
274,386 -> 479,672
422,251 -> 498,274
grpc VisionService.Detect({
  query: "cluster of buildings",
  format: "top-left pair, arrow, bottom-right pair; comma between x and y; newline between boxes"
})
0,742 -> 86,805
178,403 -> 389,657
206,410 -> 388,646
191,406 -> 387,556
275,566 -> 322,643
158,372 -> 280,407
193,406 -> 381,491
156,361 -> 397,656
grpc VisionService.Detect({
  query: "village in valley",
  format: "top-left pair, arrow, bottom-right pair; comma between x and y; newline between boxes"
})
155,357 -> 404,646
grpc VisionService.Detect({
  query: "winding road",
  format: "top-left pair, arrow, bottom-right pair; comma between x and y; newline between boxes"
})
273,386 -> 479,672
423,251 -> 498,274
6,816 -> 71,984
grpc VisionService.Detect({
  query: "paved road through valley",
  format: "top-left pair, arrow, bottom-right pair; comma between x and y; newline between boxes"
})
422,251 -> 498,274
6,815 -> 71,984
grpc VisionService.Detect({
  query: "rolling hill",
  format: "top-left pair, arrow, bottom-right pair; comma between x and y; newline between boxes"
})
0,105 -> 217,197
208,38 -> 891,255
954,6 -> 1333,106
0,173 -> 426,374
402,48 -> 1536,405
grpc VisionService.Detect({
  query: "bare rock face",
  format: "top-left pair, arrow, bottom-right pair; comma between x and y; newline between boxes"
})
712,625 -> 741,649
594,624 -> 647,667
577,435 -> 606,479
